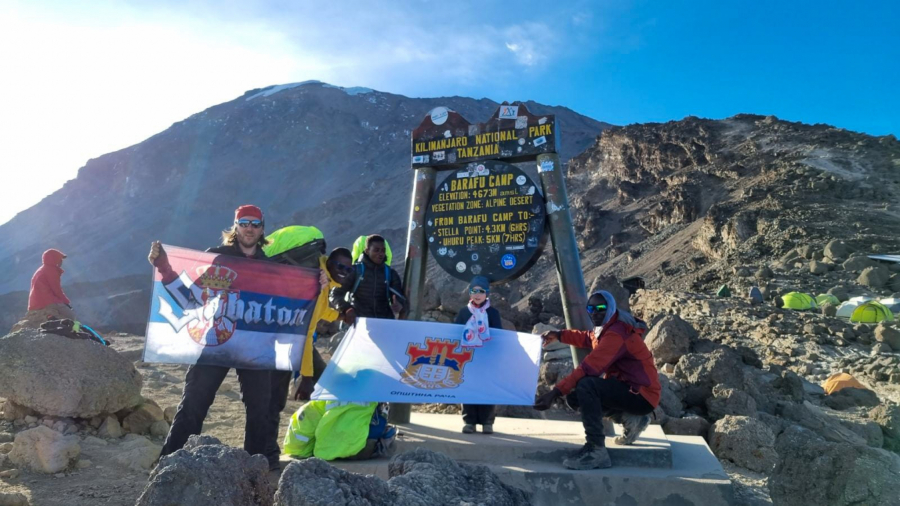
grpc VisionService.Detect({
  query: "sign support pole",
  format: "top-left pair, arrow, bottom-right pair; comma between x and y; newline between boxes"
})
536,153 -> 592,364
392,165 -> 437,424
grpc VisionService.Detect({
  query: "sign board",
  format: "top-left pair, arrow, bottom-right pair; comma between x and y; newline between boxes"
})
424,160 -> 546,282
411,103 -> 557,169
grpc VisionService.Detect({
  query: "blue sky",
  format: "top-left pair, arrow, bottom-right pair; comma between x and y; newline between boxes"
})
0,0 -> 897,224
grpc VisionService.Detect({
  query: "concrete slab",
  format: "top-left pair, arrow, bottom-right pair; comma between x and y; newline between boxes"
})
390,413 -> 672,469
278,414 -> 734,505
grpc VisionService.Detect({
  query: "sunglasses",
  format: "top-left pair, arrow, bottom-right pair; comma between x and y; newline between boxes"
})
586,304 -> 608,314
332,263 -> 353,274
236,219 -> 263,229
469,288 -> 487,295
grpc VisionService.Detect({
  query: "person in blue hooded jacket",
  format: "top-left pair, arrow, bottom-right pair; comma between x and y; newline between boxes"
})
454,275 -> 502,434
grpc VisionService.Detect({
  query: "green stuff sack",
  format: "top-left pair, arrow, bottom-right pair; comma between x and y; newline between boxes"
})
283,400 -> 326,458
351,235 -> 393,266
313,401 -> 377,461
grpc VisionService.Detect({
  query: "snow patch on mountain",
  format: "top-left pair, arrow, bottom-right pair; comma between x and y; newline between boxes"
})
246,81 -> 375,101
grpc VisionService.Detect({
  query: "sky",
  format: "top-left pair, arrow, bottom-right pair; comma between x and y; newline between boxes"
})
0,0 -> 897,225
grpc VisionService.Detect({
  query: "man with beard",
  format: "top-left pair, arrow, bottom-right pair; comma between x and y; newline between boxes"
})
533,290 -> 660,470
149,205 -> 274,462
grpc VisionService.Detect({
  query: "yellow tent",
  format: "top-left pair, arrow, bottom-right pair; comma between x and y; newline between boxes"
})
782,292 -> 817,310
815,294 -> 841,307
850,301 -> 894,323
822,373 -> 867,395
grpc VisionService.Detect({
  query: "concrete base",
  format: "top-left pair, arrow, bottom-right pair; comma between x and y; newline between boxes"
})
282,413 -> 735,506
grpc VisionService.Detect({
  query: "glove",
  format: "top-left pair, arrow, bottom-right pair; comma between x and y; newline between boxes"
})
533,387 -> 561,411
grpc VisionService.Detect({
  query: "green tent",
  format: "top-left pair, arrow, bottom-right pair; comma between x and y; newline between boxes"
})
716,284 -> 731,298
351,235 -> 393,266
850,301 -> 895,324
815,294 -> 841,307
782,292 -> 817,310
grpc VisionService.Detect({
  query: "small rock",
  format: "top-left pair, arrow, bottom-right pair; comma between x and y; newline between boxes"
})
98,416 -> 123,439
113,436 -> 161,471
123,401 -> 165,435
0,491 -> 28,506
0,442 -> 12,454
76,459 -> 92,469
163,406 -> 177,424
663,416 -> 710,436
150,421 -> 169,438
0,468 -> 21,480
9,425 -> 80,473
824,239 -> 851,261
858,266 -> 890,288
23,416 -> 36,424
644,314 -> 697,365
0,433 -> 12,443
874,323 -> 900,350
81,436 -> 108,446
842,256 -> 876,272
809,260 -> 830,275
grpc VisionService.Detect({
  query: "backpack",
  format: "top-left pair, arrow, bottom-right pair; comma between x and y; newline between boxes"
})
264,226 -> 326,268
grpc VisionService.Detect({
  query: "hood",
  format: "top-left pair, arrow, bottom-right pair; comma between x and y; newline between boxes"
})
42,249 -> 66,268
591,289 -> 645,330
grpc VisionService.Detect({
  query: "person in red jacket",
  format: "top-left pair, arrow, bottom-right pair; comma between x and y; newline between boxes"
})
14,249 -> 76,330
534,290 -> 660,470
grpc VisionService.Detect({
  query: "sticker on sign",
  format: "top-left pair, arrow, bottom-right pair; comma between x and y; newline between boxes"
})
412,155 -> 430,164
498,105 -> 519,119
431,107 -> 449,125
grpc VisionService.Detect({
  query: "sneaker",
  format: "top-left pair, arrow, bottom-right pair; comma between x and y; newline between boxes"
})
482,424 -> 493,434
562,442 -> 612,470
462,424 -> 476,434
615,413 -> 650,445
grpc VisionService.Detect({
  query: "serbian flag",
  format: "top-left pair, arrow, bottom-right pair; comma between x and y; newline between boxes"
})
143,245 -> 320,370
312,318 -> 542,404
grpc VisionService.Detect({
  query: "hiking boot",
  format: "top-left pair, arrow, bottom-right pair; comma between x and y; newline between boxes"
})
462,424 -> 476,434
482,424 -> 493,434
562,442 -> 611,470
269,460 -> 281,472
615,413 -> 650,446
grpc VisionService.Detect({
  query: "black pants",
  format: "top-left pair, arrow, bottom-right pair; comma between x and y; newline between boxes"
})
566,377 -> 654,446
160,364 -> 271,458
264,348 -> 328,463
462,404 -> 496,425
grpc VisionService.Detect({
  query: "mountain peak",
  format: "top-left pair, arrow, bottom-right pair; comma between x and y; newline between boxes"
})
244,81 -> 375,101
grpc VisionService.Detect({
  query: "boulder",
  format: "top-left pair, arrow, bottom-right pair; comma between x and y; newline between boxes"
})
823,388 -> 880,411
113,436 -> 162,472
890,273 -> 900,293
821,303 -> 838,317
539,359 -> 573,388
769,425 -> 900,506
809,260 -> 830,275
657,374 -> 684,418
708,415 -> 777,473
273,448 -> 530,506
98,416 -> 123,439
827,286 -> 850,302
874,323 -> 900,350
706,385 -> 757,420
8,425 -> 80,473
163,406 -> 177,424
663,416 -> 710,437
0,493 -> 28,506
123,401 -> 164,434
643,315 -> 697,365
136,435 -> 270,506
0,329 -> 142,418
778,401 -> 867,446
869,404 -> 900,451
842,256 -> 876,272
858,266 -> 890,288
674,348 -> 744,406
0,401 -> 34,422
824,240 -> 851,261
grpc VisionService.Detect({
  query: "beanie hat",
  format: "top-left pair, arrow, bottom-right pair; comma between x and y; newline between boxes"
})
468,275 -> 491,293
235,205 -> 263,222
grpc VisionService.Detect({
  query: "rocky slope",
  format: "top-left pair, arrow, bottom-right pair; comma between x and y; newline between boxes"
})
0,81 -> 608,332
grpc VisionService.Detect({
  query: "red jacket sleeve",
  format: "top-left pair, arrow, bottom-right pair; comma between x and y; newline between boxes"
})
558,329 -> 593,348
46,270 -> 70,305
555,330 -> 627,395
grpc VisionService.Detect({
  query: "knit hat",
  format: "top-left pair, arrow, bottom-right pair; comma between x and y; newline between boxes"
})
468,275 -> 491,293
235,205 -> 263,222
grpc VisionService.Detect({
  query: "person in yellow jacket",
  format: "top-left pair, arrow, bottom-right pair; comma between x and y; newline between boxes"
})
263,242 -> 353,469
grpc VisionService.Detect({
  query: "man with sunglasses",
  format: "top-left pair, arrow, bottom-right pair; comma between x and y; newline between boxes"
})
533,290 -> 660,470
148,204 -> 274,463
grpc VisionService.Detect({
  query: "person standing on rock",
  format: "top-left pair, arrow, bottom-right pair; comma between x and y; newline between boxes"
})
533,290 -> 660,470
12,249 -> 76,331
455,275 -> 502,435
149,205 -> 275,466
330,234 -> 406,324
